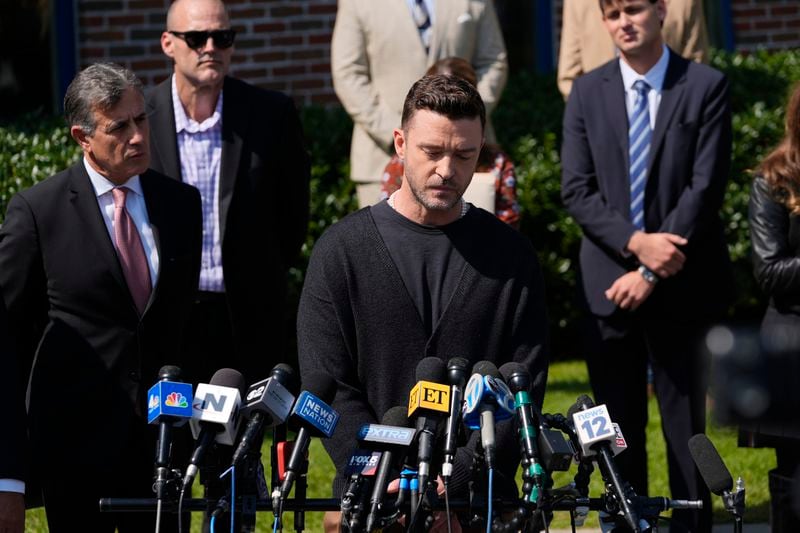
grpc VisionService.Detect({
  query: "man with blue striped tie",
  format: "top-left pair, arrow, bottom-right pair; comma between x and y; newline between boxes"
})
560,1 -> 732,531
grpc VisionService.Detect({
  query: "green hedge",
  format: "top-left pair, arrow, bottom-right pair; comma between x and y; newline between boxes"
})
2,49 -> 798,358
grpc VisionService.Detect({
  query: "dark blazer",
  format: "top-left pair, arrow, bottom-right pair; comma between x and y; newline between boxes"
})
561,49 -> 733,319
750,175 -> 800,314
0,162 -> 201,481
746,176 -> 800,441
146,76 -> 310,378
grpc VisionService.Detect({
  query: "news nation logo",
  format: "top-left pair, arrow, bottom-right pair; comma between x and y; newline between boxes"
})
294,391 -> 339,437
165,392 -> 188,408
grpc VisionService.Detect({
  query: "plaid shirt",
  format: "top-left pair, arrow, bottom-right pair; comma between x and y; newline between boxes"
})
171,75 -> 225,292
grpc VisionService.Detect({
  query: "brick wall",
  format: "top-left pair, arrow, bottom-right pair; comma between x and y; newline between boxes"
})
730,0 -> 800,51
77,0 -> 338,106
549,0 -> 799,60
74,0 -> 799,108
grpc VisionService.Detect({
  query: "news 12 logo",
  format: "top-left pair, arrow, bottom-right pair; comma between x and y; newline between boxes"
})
147,380 -> 193,424
293,391 -> 339,437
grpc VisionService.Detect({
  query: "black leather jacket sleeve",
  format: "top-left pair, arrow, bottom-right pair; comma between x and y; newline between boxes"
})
749,175 -> 800,298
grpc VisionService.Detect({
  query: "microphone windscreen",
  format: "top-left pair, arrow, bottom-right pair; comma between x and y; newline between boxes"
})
498,362 -> 530,393
688,434 -> 733,495
271,363 -> 299,393
210,368 -> 246,396
472,360 -> 500,378
415,357 -> 446,383
301,371 -> 337,404
382,405 -> 411,427
159,365 -> 182,381
567,394 -> 595,419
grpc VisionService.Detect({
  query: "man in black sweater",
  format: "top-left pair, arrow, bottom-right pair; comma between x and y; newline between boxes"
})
298,74 -> 548,531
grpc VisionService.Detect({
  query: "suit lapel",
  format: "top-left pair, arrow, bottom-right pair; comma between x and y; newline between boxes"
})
601,61 -> 629,158
219,77 -> 243,244
147,77 -> 182,180
139,171 -> 164,314
648,50 -> 688,176
67,163 -> 131,301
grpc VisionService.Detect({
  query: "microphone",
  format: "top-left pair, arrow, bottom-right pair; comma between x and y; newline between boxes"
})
688,434 -> 733,496
689,433 -> 744,525
407,357 -> 450,491
230,363 -> 297,467
147,365 -> 193,500
278,371 -> 339,503
498,362 -> 539,461
569,395 -> 643,533
182,368 -> 246,493
364,406 -> 416,532
442,357 -> 469,480
462,361 -> 515,469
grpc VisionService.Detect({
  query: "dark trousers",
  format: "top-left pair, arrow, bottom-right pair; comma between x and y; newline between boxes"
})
583,313 -> 712,533
40,421 -> 183,533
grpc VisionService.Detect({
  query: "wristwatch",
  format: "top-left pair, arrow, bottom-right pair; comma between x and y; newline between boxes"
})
638,265 -> 659,284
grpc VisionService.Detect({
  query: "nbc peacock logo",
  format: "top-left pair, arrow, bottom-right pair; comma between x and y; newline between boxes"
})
165,392 -> 189,408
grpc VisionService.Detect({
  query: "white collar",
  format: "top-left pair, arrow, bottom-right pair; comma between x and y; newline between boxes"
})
619,44 -> 670,93
83,157 -> 143,198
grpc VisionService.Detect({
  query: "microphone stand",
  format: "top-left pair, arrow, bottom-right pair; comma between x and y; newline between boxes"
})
294,454 -> 308,532
723,477 -> 745,533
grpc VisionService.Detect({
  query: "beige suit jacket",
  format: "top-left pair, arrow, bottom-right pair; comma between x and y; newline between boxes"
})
332,0 -> 508,183
557,0 -> 709,98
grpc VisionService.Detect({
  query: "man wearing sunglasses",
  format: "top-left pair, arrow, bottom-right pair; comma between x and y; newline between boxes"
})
147,0 -> 311,389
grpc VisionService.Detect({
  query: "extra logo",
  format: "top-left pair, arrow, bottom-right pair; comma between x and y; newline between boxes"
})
358,424 -> 416,446
148,394 -> 160,410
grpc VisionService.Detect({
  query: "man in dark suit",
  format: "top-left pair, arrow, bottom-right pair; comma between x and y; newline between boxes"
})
146,0 -> 310,385
0,63 -> 201,532
560,1 -> 732,531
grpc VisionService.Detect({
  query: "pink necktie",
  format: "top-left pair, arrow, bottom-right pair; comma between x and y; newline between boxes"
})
112,187 -> 152,315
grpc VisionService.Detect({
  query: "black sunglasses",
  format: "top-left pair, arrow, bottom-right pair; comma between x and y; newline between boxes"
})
169,29 -> 236,49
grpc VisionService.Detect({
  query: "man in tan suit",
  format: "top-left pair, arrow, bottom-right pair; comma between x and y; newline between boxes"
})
557,0 -> 708,98
332,0 -> 508,207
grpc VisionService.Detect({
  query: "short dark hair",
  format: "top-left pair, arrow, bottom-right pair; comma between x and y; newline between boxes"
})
598,0 -> 657,11
63,62 -> 143,135
401,74 -> 486,132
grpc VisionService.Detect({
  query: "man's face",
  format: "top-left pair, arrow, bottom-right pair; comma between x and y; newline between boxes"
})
393,109 -> 483,225
161,0 -> 233,90
72,88 -> 150,185
602,0 -> 665,58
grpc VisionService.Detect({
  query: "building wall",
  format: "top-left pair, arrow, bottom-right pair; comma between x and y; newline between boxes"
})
730,0 -> 800,51
75,0 -> 799,107
77,0 -> 337,105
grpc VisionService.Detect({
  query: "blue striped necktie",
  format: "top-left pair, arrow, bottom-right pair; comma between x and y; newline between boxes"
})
411,0 -> 432,52
629,79 -> 651,231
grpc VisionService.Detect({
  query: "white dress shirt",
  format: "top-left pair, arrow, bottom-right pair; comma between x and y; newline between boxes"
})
619,44 -> 670,130
84,158 -> 160,286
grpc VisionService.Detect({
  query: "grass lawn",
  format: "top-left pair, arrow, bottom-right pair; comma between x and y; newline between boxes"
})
24,360 -> 775,531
